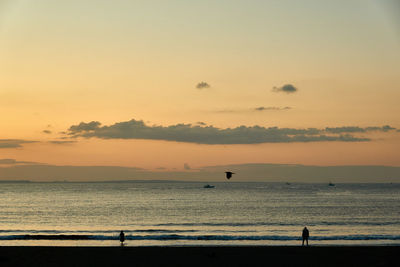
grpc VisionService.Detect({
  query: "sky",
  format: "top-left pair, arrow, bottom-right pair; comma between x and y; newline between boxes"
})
1,0 -> 400,181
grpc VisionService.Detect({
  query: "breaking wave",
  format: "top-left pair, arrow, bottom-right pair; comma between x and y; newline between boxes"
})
1,234 -> 400,241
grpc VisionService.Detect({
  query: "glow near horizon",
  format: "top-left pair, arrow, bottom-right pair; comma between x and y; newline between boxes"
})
0,0 -> 399,171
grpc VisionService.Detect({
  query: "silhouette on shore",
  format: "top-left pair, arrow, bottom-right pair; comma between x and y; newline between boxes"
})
302,227 -> 309,246
225,172 -> 235,180
119,231 -> 125,245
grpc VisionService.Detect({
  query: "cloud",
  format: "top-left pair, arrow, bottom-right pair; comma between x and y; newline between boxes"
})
48,140 -> 77,145
67,119 -> 374,144
68,121 -> 101,132
196,81 -> 210,89
325,126 -> 366,133
214,109 -> 238,113
254,106 -> 291,111
366,125 -> 396,132
214,106 -> 292,113
0,139 -> 37,149
325,125 -> 396,133
273,84 -> 298,93
42,130 -> 52,134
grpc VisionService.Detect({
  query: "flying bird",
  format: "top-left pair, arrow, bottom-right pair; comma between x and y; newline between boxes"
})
225,171 -> 235,180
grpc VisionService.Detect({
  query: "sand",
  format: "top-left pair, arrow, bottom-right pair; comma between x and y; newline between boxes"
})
0,246 -> 398,267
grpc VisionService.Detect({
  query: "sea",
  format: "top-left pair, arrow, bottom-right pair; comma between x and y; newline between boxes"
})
0,181 -> 399,246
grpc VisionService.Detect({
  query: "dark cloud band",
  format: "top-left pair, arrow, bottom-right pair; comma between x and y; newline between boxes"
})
255,106 -> 291,111
273,84 -> 298,93
196,82 -> 210,89
0,139 -> 37,149
64,119 -> 396,144
48,140 -> 77,145
326,125 -> 395,133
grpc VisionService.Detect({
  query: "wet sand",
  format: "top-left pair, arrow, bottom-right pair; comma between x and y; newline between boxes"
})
0,246 -> 398,266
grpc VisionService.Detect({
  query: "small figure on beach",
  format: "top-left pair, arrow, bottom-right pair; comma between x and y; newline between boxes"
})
302,227 -> 309,246
119,231 -> 125,245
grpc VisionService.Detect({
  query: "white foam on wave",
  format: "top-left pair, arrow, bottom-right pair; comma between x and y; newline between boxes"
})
1,234 -> 400,241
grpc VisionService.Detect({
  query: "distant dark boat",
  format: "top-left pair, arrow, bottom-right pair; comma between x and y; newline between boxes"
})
203,184 -> 215,188
328,182 -> 335,186
286,182 -> 291,185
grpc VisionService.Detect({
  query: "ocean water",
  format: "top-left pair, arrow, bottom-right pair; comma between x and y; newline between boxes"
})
0,181 -> 399,246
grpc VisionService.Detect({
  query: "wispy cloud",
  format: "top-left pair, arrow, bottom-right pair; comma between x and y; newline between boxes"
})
272,84 -> 298,93
0,139 -> 37,149
48,140 -> 77,145
69,121 -> 101,132
254,106 -> 291,111
196,81 -> 210,89
325,125 -> 396,133
65,119 -> 389,144
215,106 -> 292,113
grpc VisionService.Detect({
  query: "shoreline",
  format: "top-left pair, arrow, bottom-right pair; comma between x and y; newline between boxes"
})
0,246 -> 398,266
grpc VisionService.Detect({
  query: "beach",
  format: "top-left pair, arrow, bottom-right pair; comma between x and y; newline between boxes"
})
0,246 -> 398,267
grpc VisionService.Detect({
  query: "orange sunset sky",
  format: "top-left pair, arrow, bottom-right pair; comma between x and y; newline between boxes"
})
1,0 -> 400,179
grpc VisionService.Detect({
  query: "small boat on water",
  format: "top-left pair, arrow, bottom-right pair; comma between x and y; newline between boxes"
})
328,182 -> 335,186
203,184 -> 215,188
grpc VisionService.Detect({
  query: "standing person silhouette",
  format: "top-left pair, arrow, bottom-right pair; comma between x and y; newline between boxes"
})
302,227 -> 309,246
119,231 -> 125,245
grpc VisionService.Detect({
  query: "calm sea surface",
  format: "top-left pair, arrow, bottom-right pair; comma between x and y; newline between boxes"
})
0,182 -> 399,246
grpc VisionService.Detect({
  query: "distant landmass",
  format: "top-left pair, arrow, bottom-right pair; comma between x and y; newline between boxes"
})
0,180 -> 31,183
0,163 -> 399,183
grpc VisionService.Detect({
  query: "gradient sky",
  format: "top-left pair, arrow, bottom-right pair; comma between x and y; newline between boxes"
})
1,0 -> 400,178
